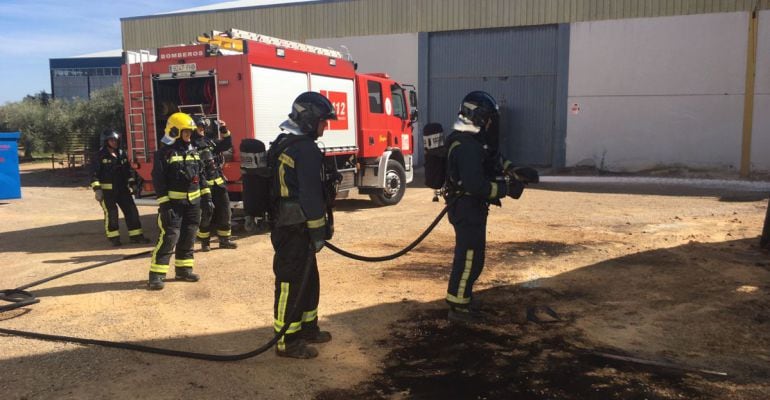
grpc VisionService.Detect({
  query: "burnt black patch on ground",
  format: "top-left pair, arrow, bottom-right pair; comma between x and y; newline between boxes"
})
316,286 -> 720,400
495,240 -> 583,258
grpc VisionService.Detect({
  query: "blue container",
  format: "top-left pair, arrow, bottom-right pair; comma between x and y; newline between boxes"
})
0,132 -> 21,200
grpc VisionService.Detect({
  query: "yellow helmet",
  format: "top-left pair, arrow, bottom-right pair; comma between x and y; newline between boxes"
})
162,112 -> 196,145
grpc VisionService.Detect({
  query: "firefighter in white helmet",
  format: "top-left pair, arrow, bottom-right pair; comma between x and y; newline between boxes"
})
148,112 -> 213,290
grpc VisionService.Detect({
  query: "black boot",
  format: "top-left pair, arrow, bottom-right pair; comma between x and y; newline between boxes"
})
275,339 -> 319,359
148,272 -> 165,290
447,306 -> 484,325
298,328 -> 332,344
219,237 -> 237,249
130,235 -> 151,244
175,267 -> 200,282
109,237 -> 122,247
200,238 -> 211,252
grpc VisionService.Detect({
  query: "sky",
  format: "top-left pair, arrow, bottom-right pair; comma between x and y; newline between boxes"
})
0,0 -> 216,104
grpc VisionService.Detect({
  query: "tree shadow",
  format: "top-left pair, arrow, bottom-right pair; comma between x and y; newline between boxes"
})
536,180 -> 770,203
0,214 -> 159,255
20,166 -> 90,188
0,238 -> 767,399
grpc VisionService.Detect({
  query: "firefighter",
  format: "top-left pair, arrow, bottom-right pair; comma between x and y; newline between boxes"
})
90,130 -> 150,246
193,116 -> 236,251
444,91 -> 528,324
148,112 -> 213,291
270,92 -> 337,359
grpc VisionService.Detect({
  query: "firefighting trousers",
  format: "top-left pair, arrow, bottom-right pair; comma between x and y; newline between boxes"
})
271,223 -> 320,350
99,189 -> 143,239
446,196 -> 489,308
198,185 -> 232,239
150,202 -> 201,275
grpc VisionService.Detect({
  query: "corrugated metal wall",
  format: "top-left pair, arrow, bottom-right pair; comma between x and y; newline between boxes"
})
426,25 -> 568,167
122,0 -> 770,50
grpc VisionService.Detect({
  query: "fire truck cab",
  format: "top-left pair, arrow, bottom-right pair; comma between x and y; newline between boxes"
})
122,29 -> 417,206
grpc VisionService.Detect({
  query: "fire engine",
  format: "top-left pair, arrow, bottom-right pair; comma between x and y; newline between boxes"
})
122,29 -> 417,206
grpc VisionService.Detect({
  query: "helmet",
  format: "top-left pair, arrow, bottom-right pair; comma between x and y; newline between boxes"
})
163,112 -> 196,145
458,91 -> 499,128
101,130 -> 120,147
288,92 -> 337,136
193,115 -> 209,128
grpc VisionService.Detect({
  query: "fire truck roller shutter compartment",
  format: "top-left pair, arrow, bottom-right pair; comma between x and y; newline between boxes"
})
153,75 -> 218,145
310,74 -> 357,152
250,66 -> 309,145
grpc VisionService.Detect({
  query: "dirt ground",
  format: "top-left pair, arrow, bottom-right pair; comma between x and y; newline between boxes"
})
1,162 -> 768,400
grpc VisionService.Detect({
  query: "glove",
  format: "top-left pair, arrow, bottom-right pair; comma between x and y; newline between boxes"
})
493,178 -> 508,198
159,202 -> 176,222
507,180 -> 526,200
202,197 -> 214,214
510,167 -> 539,184
94,189 -> 103,202
309,227 -> 326,253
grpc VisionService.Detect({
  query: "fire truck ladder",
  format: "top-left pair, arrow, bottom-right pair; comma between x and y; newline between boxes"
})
126,50 -> 152,163
199,29 -> 343,59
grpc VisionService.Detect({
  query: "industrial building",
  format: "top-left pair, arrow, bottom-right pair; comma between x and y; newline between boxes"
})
49,50 -> 123,100
121,0 -> 770,174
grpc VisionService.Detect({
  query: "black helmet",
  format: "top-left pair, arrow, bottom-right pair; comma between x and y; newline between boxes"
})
193,115 -> 208,128
458,91 -> 499,128
288,92 -> 337,135
101,130 -> 120,147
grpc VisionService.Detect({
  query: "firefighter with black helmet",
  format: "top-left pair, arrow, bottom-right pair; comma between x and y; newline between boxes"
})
192,116 -> 236,251
444,91 -> 538,324
269,91 -> 337,359
90,130 -> 150,246
148,112 -> 213,290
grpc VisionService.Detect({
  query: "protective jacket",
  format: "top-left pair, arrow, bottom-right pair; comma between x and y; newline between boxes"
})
152,140 -> 210,205
90,147 -> 135,192
446,131 -> 508,203
195,133 -> 232,188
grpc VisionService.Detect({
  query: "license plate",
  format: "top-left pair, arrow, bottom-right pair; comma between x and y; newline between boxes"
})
170,63 -> 197,73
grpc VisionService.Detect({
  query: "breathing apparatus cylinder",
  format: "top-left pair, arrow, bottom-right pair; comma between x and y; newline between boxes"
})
239,139 -> 270,219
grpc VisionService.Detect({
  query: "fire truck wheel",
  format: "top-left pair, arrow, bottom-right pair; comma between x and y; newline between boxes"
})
370,160 -> 406,206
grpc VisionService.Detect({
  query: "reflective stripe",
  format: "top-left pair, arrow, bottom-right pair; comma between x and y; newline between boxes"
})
175,259 -> 195,267
306,217 -> 325,229
276,282 -> 290,333
446,293 -> 472,305
128,229 -> 143,236
207,177 -> 225,185
157,196 -> 170,204
302,309 -> 317,322
101,183 -> 113,190
273,320 -> 302,334
503,160 -> 513,170
168,190 -> 201,201
169,156 -> 184,163
197,231 -> 210,239
150,263 -> 169,274
91,181 -> 101,189
151,214 -> 166,271
456,249 -> 474,304
489,182 -> 498,199
201,188 -> 211,195
278,163 -> 289,197
448,141 -> 461,157
216,229 -> 231,237
102,159 -> 111,164
100,200 -> 120,238
278,153 -> 295,168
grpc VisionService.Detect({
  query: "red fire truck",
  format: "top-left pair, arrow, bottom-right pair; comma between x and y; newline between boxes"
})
122,29 -> 417,206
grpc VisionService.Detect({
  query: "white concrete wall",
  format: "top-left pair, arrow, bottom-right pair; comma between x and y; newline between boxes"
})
566,12 -> 749,172
752,10 -> 770,172
308,33 -> 419,89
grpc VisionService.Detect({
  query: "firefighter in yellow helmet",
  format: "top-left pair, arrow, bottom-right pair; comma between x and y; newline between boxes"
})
148,112 -> 213,290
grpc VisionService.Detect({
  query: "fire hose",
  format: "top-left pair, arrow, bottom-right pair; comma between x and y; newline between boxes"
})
0,203 -> 451,361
